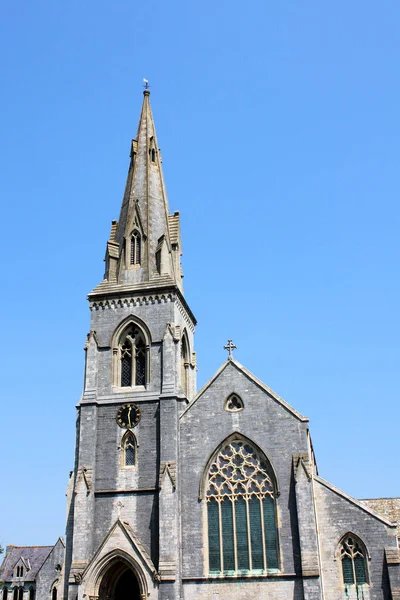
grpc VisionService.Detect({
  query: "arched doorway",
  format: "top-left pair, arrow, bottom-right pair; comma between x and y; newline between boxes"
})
98,559 -> 141,600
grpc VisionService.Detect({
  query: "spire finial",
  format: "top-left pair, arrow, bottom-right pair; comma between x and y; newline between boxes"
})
143,78 -> 150,95
224,340 -> 237,360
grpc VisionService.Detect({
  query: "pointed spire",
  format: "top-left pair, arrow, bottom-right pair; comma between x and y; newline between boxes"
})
103,90 -> 183,292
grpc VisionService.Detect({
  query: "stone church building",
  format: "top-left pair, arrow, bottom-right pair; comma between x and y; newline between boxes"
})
1,90 -> 400,600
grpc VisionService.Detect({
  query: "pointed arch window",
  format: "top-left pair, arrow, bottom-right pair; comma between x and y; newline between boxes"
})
3,588 -> 8,600
121,431 -> 137,467
28,589 -> 34,600
13,590 -> 17,600
339,535 -> 368,587
130,230 -> 141,266
181,332 -> 189,397
18,589 -> 23,600
52,589 -> 57,600
119,324 -> 147,387
206,439 -> 279,574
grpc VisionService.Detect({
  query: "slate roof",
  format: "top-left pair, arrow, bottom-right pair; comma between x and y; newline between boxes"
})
359,498 -> 400,535
0,546 -> 53,582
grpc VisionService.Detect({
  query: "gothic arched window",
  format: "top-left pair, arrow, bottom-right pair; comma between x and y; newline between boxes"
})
13,589 -> 17,600
206,439 -> 279,574
28,588 -> 34,600
122,431 -> 136,467
51,589 -> 57,600
339,535 -> 368,587
181,332 -> 189,397
119,324 -> 147,387
130,230 -> 141,266
3,588 -> 8,600
18,589 -> 23,600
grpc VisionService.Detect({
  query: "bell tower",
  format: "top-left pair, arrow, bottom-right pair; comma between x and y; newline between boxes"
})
64,90 -> 196,600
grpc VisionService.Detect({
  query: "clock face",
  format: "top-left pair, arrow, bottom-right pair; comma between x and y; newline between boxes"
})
116,403 -> 141,429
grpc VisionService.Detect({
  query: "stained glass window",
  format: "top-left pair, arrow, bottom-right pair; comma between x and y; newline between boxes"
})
206,440 -> 278,574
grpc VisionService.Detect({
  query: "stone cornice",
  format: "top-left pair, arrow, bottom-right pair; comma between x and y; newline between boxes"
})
88,284 -> 196,328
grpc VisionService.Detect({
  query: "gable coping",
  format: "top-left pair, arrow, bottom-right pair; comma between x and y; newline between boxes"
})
180,358 -> 308,422
315,476 -> 396,528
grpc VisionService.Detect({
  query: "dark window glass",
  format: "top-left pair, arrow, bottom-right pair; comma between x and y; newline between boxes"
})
221,499 -> 235,571
125,441 -> 135,466
249,497 -> 263,570
342,557 -> 354,584
208,500 -> 220,572
52,589 -> 57,600
135,341 -> 146,386
354,555 -> 367,584
236,497 -> 249,570
121,340 -> 132,387
264,495 -> 278,569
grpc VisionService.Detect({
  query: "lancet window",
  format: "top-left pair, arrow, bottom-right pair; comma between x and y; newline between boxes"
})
130,230 -> 141,266
119,324 -> 147,387
3,588 -> 8,600
181,332 -> 189,397
340,535 -> 368,587
52,588 -> 57,600
206,439 -> 279,574
122,431 -> 136,467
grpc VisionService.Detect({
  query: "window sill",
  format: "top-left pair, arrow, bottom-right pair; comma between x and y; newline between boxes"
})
208,569 -> 281,578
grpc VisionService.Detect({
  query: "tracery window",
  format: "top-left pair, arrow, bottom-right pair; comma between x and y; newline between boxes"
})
340,535 -> 368,587
206,440 -> 279,574
225,394 -> 244,412
120,325 -> 147,387
122,431 -> 136,467
130,230 -> 141,266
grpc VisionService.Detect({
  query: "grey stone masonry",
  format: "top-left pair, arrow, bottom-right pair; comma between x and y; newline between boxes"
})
3,90 -> 399,600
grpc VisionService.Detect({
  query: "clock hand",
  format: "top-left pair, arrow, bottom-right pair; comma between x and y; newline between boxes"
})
127,405 -> 132,428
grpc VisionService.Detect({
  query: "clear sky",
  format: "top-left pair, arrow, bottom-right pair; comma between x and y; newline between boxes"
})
0,0 -> 399,547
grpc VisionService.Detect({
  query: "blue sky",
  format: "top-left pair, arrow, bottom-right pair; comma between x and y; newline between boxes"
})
0,0 -> 399,546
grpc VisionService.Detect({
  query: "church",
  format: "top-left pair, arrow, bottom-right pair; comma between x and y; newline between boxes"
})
1,90 -> 400,600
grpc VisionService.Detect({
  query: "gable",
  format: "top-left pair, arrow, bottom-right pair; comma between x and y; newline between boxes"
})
181,359 -> 308,423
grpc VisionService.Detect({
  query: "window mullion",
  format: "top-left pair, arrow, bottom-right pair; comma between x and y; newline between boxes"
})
246,496 -> 252,572
218,500 -> 224,573
232,497 -> 238,572
260,496 -> 267,572
352,556 -> 357,586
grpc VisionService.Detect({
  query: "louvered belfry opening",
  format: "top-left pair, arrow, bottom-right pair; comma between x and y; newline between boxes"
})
130,230 -> 141,265
120,325 -> 147,387
340,535 -> 368,586
206,440 -> 279,574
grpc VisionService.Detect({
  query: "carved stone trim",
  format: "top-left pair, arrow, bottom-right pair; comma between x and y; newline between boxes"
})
90,294 -> 174,311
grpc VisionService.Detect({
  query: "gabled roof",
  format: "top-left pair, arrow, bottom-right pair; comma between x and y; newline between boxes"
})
83,519 -> 157,580
180,358 -> 308,422
315,476 -> 397,528
0,546 -> 54,582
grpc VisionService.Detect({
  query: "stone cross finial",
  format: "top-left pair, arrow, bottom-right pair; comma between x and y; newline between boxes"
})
224,340 -> 237,360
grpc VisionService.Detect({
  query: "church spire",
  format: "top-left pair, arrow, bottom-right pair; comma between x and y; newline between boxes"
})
101,90 -> 183,292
